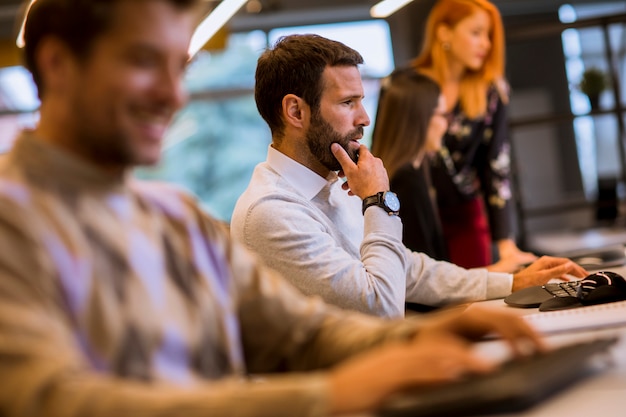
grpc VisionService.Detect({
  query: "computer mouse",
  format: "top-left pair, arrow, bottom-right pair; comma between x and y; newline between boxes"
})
576,271 -> 626,305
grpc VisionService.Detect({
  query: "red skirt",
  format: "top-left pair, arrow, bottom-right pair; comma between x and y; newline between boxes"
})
439,197 -> 492,268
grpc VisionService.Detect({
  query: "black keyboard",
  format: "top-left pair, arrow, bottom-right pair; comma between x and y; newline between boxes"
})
505,280 -> 584,309
543,281 -> 580,298
376,337 -> 617,417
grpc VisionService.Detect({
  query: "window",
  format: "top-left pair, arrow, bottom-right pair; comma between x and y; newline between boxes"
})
0,66 -> 39,152
137,31 -> 268,221
560,3 -> 626,199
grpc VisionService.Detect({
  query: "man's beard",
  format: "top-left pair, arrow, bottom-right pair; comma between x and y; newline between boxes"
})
306,111 -> 362,172
71,94 -> 137,169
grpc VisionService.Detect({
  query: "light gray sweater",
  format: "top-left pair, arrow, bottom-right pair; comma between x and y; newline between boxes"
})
231,147 -> 512,318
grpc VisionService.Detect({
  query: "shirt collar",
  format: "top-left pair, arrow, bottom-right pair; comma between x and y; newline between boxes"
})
266,145 -> 338,201
10,130 -> 128,191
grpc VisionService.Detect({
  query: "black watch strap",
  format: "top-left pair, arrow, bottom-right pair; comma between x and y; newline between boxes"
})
362,191 -> 400,216
362,193 -> 382,215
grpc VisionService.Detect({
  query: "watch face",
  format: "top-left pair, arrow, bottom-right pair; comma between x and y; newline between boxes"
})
383,191 -> 400,212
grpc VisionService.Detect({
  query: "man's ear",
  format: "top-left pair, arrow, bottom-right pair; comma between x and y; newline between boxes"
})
35,37 -> 77,95
282,94 -> 308,128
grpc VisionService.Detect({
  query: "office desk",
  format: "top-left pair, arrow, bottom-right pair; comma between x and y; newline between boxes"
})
356,313 -> 626,417
353,265 -> 626,417
471,262 -> 626,417
473,300 -> 626,417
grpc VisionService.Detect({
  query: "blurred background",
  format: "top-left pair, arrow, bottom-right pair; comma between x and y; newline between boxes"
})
0,0 -> 625,255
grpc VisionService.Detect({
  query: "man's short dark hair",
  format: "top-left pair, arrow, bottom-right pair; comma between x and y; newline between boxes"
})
22,0 -> 200,98
254,34 -> 364,140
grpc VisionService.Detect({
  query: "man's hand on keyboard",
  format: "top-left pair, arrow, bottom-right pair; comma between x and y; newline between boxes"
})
512,256 -> 588,292
414,305 -> 547,357
327,305 -> 546,414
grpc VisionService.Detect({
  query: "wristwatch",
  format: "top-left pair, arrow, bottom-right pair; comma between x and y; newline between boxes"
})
362,191 -> 400,216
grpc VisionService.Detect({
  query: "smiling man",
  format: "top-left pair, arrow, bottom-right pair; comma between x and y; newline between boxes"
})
26,0 -> 191,171
231,34 -> 587,318
0,1 -> 555,416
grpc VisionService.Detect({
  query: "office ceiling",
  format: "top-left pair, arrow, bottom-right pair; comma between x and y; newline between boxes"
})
0,0 -> 618,42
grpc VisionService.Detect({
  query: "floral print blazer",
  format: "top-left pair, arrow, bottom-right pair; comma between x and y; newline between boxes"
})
430,86 -> 513,241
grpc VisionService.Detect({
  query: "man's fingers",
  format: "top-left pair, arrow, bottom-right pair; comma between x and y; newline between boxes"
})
331,143 -> 354,171
543,261 -> 587,280
541,263 -> 572,278
494,318 -> 548,356
567,262 -> 589,278
426,306 -> 546,355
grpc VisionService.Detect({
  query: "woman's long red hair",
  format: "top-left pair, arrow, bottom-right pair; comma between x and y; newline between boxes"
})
412,0 -> 507,118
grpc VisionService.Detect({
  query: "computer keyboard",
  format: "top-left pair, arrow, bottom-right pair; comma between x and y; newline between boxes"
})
543,281 -> 580,298
376,337 -> 618,417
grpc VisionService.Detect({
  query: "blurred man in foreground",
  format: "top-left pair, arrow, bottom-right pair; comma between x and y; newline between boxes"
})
0,1 -> 545,416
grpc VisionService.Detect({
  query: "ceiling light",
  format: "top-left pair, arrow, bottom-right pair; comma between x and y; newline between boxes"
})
189,0 -> 248,57
16,0 -> 247,54
16,0 -> 37,48
370,0 -> 414,18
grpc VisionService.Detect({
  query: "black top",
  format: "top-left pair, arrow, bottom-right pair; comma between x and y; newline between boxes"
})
391,162 -> 449,261
384,67 -> 514,242
430,84 -> 513,241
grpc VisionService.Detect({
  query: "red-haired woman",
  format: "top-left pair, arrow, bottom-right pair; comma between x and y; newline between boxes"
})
405,0 -> 536,268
